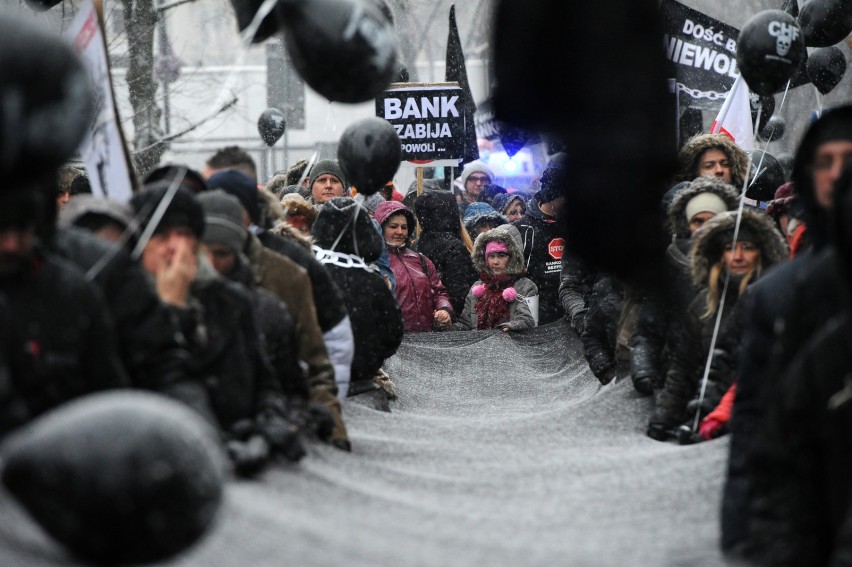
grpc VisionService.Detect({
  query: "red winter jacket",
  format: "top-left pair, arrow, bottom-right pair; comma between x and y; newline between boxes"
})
387,245 -> 454,332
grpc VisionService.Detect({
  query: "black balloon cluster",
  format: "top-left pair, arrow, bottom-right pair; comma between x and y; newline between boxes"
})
736,3 -> 850,97
231,0 -> 399,103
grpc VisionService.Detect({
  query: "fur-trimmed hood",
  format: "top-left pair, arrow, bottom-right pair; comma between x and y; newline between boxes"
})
471,227 -> 526,276
690,209 -> 788,286
268,220 -> 313,251
668,176 -> 741,239
675,133 -> 750,188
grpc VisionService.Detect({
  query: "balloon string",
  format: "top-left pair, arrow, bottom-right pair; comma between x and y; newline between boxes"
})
690,78 -> 792,433
814,86 -> 823,117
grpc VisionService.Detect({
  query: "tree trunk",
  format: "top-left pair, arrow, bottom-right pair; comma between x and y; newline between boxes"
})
122,0 -> 164,177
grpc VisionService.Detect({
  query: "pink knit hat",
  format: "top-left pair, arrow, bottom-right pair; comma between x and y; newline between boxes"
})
485,241 -> 509,256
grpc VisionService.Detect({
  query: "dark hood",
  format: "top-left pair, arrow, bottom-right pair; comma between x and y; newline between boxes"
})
792,105 -> 852,250
414,191 -> 461,233
312,197 -> 382,262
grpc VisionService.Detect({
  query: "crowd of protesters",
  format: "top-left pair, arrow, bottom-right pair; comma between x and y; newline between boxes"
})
2,12 -> 852,566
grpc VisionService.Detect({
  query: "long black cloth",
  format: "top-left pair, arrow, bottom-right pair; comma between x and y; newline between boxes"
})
0,321 -> 730,566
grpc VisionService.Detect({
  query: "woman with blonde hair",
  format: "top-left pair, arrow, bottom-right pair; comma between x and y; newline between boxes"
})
648,209 -> 788,440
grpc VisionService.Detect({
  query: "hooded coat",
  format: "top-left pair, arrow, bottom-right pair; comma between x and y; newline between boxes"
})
674,133 -> 750,188
650,209 -> 788,431
414,191 -> 478,315
375,201 -> 454,332
514,198 -> 566,324
312,198 -> 403,384
455,227 -> 538,331
630,177 -> 741,391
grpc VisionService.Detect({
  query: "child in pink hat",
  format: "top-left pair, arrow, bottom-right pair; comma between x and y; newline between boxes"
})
455,227 -> 538,332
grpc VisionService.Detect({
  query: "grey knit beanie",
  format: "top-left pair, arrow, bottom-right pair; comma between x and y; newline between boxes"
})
197,190 -> 247,253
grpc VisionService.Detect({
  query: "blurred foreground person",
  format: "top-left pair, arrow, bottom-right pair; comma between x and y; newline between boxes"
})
746,163 -> 852,567
131,186 -> 305,474
723,105 -> 852,554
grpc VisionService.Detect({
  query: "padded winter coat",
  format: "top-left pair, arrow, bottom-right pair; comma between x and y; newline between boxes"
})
455,227 -> 538,331
376,200 -> 455,332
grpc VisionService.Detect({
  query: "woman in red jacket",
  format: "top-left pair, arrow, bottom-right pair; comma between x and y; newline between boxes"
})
374,201 -> 454,332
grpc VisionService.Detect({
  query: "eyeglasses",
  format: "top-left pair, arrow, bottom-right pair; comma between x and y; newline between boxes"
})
468,175 -> 490,184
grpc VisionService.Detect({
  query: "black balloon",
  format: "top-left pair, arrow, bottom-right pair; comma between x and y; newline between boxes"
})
736,10 -> 806,96
807,46 -> 847,94
1,392 -> 226,564
746,149 -> 786,201
394,63 -> 410,83
228,0 -> 279,43
338,117 -> 401,195
750,94 -> 776,132
278,0 -> 398,103
759,115 -> 786,142
23,0 -> 62,10
799,0 -> 852,47
258,107 -> 287,146
0,15 -> 94,185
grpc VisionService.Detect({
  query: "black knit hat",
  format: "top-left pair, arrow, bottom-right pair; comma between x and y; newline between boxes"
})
130,186 -> 205,238
312,197 -> 382,262
536,157 -> 568,204
308,159 -> 349,190
207,170 -> 260,225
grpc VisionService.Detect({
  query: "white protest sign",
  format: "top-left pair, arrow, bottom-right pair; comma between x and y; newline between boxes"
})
65,0 -> 134,202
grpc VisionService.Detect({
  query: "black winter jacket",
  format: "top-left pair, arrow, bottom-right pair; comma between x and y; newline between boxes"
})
170,261 -> 288,433
580,275 -> 623,382
515,200 -> 566,324
0,250 -> 129,437
747,315 -> 852,567
55,228 -> 212,419
414,191 -> 478,315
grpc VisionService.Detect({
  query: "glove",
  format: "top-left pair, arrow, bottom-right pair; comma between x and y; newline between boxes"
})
685,397 -> 714,419
587,351 -> 616,384
256,412 -> 306,463
308,402 -> 335,442
699,417 -> 725,440
227,435 -> 271,477
632,375 -> 659,396
646,422 -> 670,441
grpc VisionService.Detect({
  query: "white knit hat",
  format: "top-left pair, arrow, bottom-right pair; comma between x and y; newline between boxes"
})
460,160 -> 495,186
685,192 -> 728,221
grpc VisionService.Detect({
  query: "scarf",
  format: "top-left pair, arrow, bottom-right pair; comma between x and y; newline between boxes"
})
474,271 -> 516,330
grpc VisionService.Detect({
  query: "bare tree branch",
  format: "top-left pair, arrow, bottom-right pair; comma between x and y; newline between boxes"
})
132,96 -> 239,154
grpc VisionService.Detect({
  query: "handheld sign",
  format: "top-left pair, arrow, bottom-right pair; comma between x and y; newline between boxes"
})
376,82 -> 466,165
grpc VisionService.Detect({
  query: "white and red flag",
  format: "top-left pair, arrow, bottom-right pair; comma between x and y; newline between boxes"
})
710,74 -> 755,150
